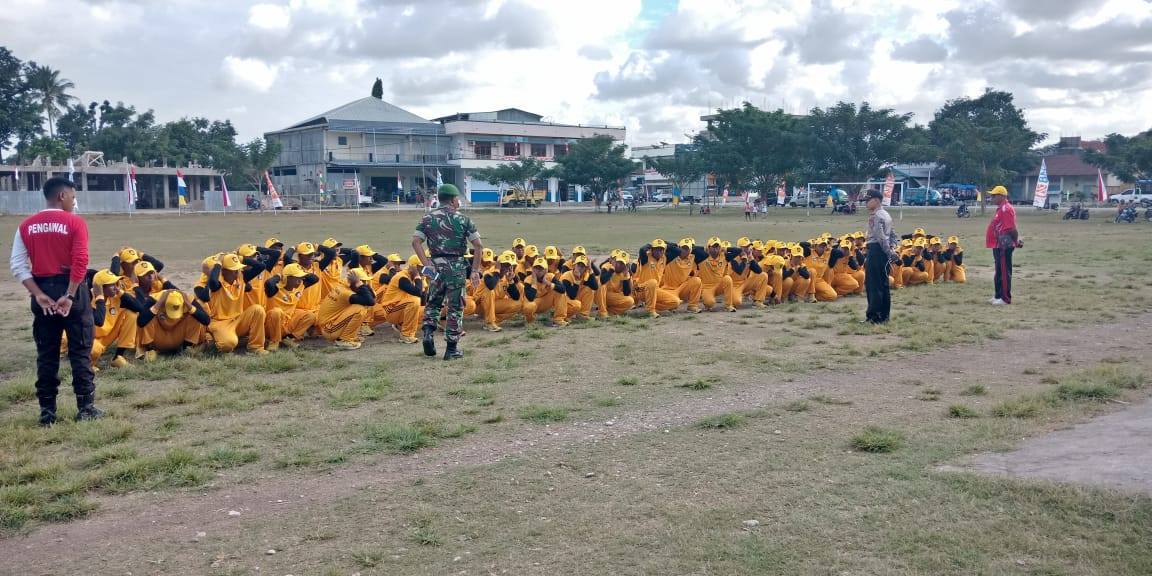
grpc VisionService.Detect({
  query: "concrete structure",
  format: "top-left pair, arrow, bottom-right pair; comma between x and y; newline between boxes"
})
265,97 -> 450,206
436,108 -> 625,203
266,99 -> 627,205
1,151 -> 223,212
630,143 -> 709,200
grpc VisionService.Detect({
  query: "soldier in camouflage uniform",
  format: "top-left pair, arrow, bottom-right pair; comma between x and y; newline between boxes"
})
413,184 -> 484,360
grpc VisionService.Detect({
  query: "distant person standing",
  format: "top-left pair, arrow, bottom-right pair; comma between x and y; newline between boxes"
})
863,189 -> 899,324
414,184 -> 484,360
986,185 -> 1022,305
9,177 -> 103,427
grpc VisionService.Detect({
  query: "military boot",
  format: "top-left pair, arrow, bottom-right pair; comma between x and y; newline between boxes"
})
421,325 -> 437,357
443,341 -> 464,361
75,395 -> 105,422
38,397 -> 57,428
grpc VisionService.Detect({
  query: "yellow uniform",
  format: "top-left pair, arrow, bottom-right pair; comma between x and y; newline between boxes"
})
264,264 -> 318,348
600,260 -> 636,317
781,254 -> 812,301
139,290 -> 210,354
945,237 -> 966,283
727,241 -> 770,308
633,241 -> 683,315
661,241 -> 703,312
476,254 -> 525,330
90,270 -> 141,365
559,260 -> 599,320
758,254 -> 787,304
523,266 -> 576,325
206,254 -> 267,353
829,243 -> 862,296
696,240 -> 736,311
803,243 -> 838,302
317,270 -> 376,347
372,262 -> 425,341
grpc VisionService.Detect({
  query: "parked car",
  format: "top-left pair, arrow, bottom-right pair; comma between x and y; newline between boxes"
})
654,191 -> 675,203
1109,189 -> 1152,206
620,190 -> 635,202
904,187 -> 942,206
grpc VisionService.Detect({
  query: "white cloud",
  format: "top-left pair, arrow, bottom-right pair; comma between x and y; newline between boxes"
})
248,3 -> 292,31
220,56 -> 282,92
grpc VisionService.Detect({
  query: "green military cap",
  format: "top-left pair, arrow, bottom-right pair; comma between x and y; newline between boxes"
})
438,184 -> 460,197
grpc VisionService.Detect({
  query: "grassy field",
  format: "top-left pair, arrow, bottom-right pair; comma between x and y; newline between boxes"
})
0,207 -> 1150,575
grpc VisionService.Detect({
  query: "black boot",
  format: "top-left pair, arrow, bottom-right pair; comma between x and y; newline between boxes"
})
38,397 -> 57,428
75,395 -> 105,422
443,340 -> 463,361
421,325 -> 437,357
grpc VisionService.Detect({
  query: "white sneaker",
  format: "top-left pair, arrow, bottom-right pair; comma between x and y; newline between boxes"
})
990,298 -> 1006,305
988,297 -> 999,304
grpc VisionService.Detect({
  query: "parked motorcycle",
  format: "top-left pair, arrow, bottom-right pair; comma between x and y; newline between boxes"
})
832,202 -> 857,215
955,203 -> 971,218
1063,204 -> 1089,220
1116,206 -> 1138,223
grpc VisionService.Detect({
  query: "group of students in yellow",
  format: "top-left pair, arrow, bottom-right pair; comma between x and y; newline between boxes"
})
79,227 -> 966,369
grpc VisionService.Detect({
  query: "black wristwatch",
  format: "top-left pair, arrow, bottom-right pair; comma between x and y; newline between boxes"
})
65,293 -> 75,300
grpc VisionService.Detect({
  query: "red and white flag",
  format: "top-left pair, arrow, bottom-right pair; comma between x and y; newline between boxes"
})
882,172 -> 895,206
776,182 -> 786,205
125,164 -> 138,206
221,175 -> 231,208
1097,168 -> 1107,203
264,170 -> 279,199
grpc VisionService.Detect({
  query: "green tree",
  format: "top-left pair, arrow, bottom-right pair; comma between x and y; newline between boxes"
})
235,138 -> 282,191
55,101 -> 98,153
804,102 -> 922,191
1084,130 -> 1152,185
928,89 -> 1044,191
551,135 -> 635,203
471,158 -> 546,205
22,136 -> 69,163
371,78 -> 383,99
694,103 -> 808,202
25,62 -> 75,138
0,47 -> 42,162
645,149 -> 704,202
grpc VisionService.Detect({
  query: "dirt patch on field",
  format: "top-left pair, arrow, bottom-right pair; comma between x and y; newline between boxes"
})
943,399 -> 1152,495
2,312 -> 1149,574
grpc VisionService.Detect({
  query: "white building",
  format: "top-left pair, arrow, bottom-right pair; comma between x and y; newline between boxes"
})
435,109 -> 625,203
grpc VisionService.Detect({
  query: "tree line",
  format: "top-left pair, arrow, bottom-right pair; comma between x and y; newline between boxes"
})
0,46 -> 279,189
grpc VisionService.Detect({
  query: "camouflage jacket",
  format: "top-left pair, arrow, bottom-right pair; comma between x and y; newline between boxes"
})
414,207 -> 479,257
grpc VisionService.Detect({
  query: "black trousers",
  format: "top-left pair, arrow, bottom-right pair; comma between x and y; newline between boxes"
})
865,244 -> 891,323
31,277 -> 96,409
993,247 -> 1014,303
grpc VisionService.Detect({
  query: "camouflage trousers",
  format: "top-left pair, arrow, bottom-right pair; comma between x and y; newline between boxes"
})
422,258 -> 468,342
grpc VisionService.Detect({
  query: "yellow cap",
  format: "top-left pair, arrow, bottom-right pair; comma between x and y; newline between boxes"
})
948,236 -> 959,244
220,253 -> 245,271
386,253 -> 404,263
296,242 -> 317,256
92,269 -> 122,287
651,239 -> 667,249
929,237 -> 942,245
320,237 -> 341,248
767,255 -> 786,267
573,255 -> 590,266
407,255 -> 422,268
350,268 -> 372,283
707,236 -> 722,247
913,228 -> 926,236
524,245 -> 540,258
512,237 -> 527,248
356,245 -> 376,257
901,238 -> 914,247
498,253 -> 518,265
751,240 -> 764,251
264,237 -> 283,249
572,245 -> 587,256
544,246 -> 561,259
616,252 -> 630,265
913,238 -> 927,247
201,255 -> 220,269
163,290 -> 185,320
282,263 -> 308,278
116,247 -> 139,264
481,248 -> 495,262
736,237 -> 751,248
679,237 -> 695,248
236,244 -> 258,258
532,259 -> 548,269
988,185 -> 1008,196
815,237 -> 829,245
852,231 -> 865,239
134,261 -> 157,277
721,240 -> 732,250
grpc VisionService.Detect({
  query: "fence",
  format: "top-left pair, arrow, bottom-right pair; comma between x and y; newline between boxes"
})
0,190 -> 136,215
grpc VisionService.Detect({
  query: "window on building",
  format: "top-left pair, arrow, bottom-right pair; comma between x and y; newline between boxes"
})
554,144 -> 569,157
531,143 -> 547,157
503,142 -> 520,157
337,136 -> 348,146
272,166 -> 297,177
474,141 -> 492,159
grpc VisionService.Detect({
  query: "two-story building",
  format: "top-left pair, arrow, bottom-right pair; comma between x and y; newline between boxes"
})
265,98 -> 627,206
435,108 -> 626,203
264,97 -> 451,205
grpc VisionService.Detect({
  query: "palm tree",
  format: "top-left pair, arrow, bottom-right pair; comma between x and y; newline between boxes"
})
26,63 -> 76,138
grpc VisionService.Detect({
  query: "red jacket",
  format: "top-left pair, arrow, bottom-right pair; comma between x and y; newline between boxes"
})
16,209 -> 89,283
985,203 -> 1017,249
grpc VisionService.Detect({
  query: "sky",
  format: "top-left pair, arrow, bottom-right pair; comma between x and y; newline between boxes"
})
3,0 -> 1151,147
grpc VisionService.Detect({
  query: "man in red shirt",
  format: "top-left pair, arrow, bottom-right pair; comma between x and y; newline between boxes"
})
985,185 -> 1023,305
8,177 -> 102,427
